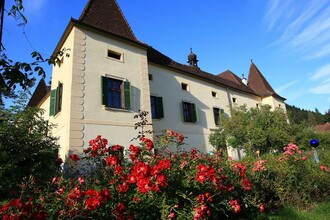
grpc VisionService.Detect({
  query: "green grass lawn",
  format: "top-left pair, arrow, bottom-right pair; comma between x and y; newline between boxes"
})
266,198 -> 330,220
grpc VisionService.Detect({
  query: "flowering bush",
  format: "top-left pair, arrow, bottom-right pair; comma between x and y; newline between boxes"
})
1,133 -> 330,219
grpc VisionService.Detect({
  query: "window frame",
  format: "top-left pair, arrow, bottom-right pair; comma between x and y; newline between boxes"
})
150,96 -> 164,119
182,101 -> 198,123
101,76 -> 131,110
213,107 -> 224,126
49,82 -> 63,116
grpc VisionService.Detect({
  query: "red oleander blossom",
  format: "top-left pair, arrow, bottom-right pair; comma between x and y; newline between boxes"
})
112,144 -> 124,152
118,182 -> 130,193
252,160 -> 267,172
129,144 -> 141,161
141,137 -> 154,151
229,200 -> 241,214
106,155 -> 120,167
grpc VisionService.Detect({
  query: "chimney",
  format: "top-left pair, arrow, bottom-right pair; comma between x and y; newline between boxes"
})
242,74 -> 247,85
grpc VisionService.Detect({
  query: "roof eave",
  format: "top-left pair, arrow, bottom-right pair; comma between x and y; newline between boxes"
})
148,61 -> 260,98
52,18 -> 148,57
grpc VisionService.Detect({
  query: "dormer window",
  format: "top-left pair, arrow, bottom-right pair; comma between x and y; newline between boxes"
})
107,49 -> 122,60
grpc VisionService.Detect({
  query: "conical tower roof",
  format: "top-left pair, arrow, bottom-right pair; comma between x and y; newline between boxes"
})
79,0 -> 138,42
248,61 -> 285,100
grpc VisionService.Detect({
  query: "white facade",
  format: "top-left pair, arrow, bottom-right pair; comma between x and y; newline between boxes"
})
31,0 -> 286,161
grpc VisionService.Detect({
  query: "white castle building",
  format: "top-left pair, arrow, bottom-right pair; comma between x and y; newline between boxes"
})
28,0 -> 286,160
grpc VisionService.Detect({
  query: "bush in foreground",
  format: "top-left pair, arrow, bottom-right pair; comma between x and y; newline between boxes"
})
1,131 -> 330,219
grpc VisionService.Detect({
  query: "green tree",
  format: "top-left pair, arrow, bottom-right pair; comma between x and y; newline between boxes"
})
0,0 -> 68,106
0,91 -> 59,198
216,105 -> 293,156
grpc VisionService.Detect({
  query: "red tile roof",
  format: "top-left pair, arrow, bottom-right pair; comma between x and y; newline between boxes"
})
315,123 -> 330,132
147,47 -> 259,96
79,0 -> 138,42
248,61 -> 285,100
27,78 -> 49,107
218,70 -> 245,85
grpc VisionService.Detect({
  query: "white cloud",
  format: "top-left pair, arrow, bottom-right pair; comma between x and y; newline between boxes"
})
264,0 -> 330,59
309,80 -> 330,94
275,80 -> 299,94
310,64 -> 330,81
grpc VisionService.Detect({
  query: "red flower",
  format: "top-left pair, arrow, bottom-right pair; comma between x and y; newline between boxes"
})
78,177 -> 85,184
129,144 -> 141,161
260,204 -> 265,212
196,173 -> 206,183
106,155 -> 120,167
141,137 -> 154,151
229,200 -> 241,214
69,154 -> 80,162
115,166 -> 123,175
85,196 -> 101,211
118,182 -> 130,193
320,164 -> 330,172
55,157 -> 63,165
112,144 -> 124,152
168,212 -> 175,218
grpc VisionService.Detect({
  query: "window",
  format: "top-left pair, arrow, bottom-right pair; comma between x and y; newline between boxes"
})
213,107 -> 224,126
181,83 -> 189,91
211,91 -> 217,98
148,74 -> 153,81
150,96 -> 164,119
232,97 -> 237,103
107,50 -> 122,60
101,76 -> 131,109
182,101 -> 198,122
49,82 -> 63,116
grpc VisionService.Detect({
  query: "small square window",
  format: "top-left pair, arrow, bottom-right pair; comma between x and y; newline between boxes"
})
148,74 -> 153,81
232,97 -> 237,103
107,50 -> 122,60
181,83 -> 189,91
212,91 -> 217,98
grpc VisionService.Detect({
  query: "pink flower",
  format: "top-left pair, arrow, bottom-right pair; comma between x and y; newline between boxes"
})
260,204 -> 265,212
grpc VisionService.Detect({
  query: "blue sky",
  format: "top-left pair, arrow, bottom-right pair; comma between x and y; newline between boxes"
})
3,0 -> 330,113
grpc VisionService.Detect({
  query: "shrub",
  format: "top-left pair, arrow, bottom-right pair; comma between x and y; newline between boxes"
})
1,131 -> 330,219
0,94 -> 59,199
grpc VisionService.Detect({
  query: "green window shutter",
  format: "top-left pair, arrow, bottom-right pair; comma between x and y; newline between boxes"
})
101,76 -> 108,106
192,103 -> 198,122
123,80 -> 131,109
49,89 -> 57,116
181,102 -> 186,122
156,97 -> 164,118
56,83 -> 63,113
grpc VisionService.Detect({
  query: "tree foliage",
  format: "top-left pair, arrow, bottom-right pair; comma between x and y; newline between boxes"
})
0,0 -> 70,106
211,105 -> 293,156
0,92 -> 59,198
286,104 -> 327,125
